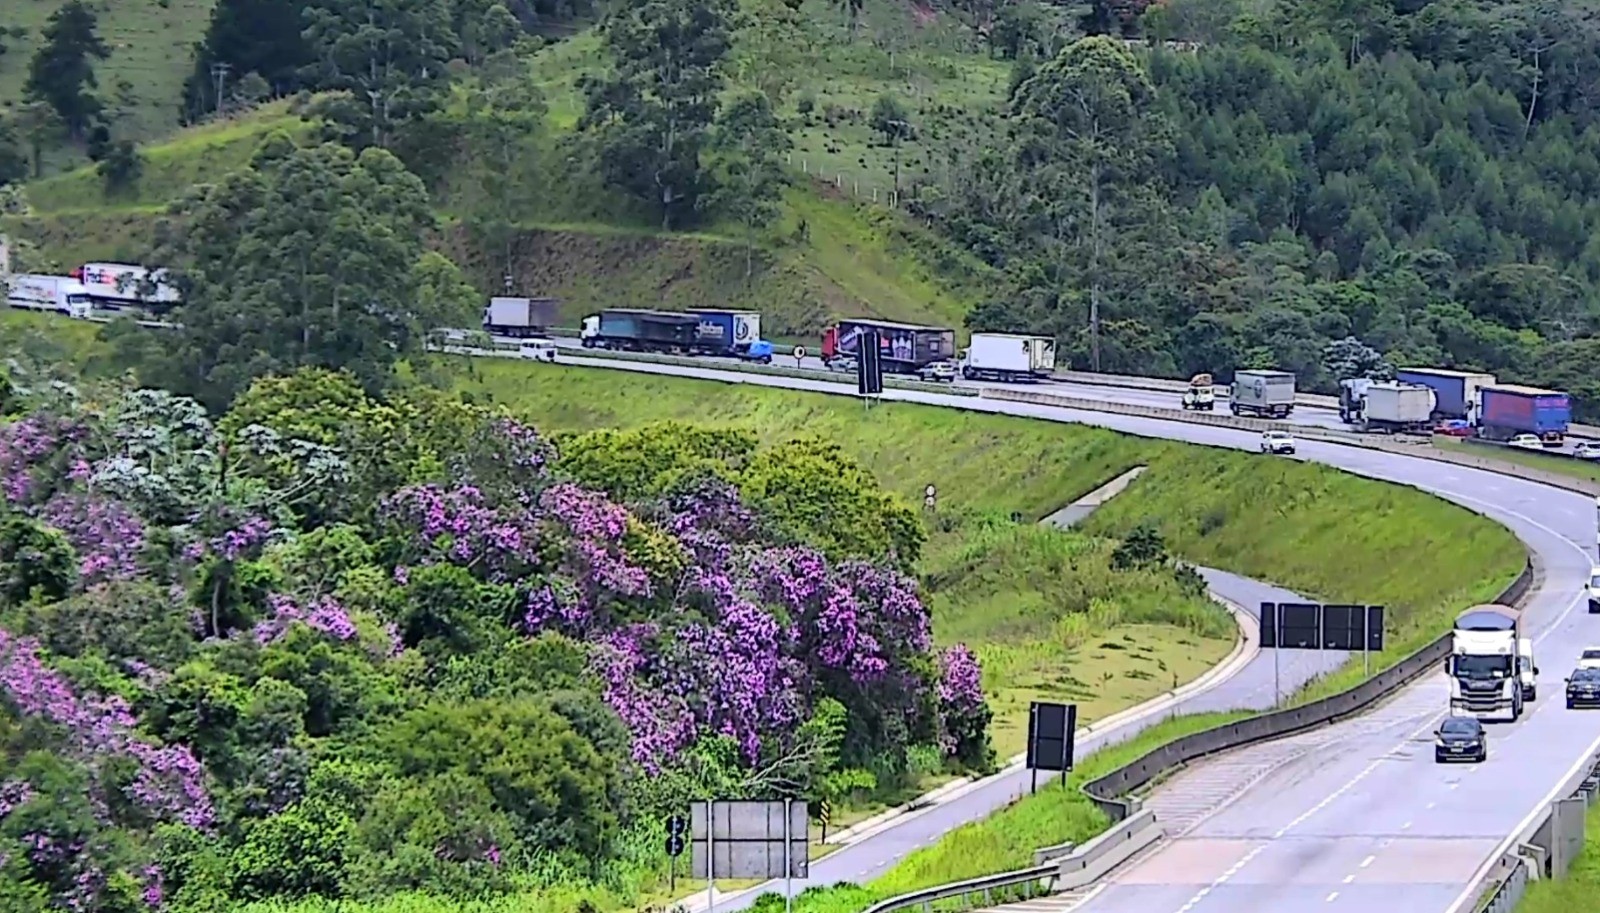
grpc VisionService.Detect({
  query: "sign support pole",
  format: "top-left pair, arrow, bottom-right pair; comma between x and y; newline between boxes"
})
706,799 -> 716,913
1273,610 -> 1282,709
783,798 -> 793,913
1363,607 -> 1371,677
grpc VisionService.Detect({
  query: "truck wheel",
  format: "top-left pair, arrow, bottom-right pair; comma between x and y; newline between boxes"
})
1230,404 -> 1241,416
1527,685 -> 1537,702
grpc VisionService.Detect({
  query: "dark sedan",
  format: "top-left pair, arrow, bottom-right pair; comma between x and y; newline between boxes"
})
1434,716 -> 1486,763
1567,668 -> 1600,708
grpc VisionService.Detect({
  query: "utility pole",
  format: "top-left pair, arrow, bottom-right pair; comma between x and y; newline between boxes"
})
211,62 -> 232,117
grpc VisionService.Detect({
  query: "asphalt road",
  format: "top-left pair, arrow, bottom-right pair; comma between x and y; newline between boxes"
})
548,355 -> 1596,913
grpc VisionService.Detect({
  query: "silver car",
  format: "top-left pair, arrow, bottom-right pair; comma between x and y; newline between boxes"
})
918,360 -> 957,383
1260,431 -> 1296,455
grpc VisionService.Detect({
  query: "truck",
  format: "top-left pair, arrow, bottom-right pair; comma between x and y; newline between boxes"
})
1477,384 -> 1570,447
688,309 -> 773,362
960,332 -> 1055,382
1446,604 -> 1534,721
1338,379 -> 1436,433
1394,368 -> 1496,423
821,319 -> 957,374
70,262 -> 181,309
1229,369 -> 1296,419
6,274 -> 92,318
482,296 -> 560,338
1181,373 -> 1216,411
580,308 -> 700,353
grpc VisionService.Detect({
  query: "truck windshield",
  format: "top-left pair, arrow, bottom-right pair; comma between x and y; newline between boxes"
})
1590,574 -> 1600,589
1453,654 -> 1511,678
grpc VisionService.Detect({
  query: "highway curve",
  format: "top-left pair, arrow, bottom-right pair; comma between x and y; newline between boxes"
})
549,355 -> 1596,913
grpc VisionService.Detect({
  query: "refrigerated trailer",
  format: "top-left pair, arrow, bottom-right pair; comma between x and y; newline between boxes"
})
960,332 -> 1056,382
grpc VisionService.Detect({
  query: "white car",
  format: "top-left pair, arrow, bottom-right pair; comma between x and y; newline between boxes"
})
1578,647 -> 1600,670
519,340 -> 558,362
1575,442 -> 1600,461
1260,431 -> 1296,455
1508,434 -> 1543,450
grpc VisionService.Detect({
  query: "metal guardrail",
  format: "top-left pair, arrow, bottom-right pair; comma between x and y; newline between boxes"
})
860,810 -> 1163,913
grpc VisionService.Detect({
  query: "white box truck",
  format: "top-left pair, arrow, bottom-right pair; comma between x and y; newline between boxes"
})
7,274 -> 92,318
1230,369 -> 1296,418
482,296 -> 560,338
960,332 -> 1055,382
1339,380 -> 1436,433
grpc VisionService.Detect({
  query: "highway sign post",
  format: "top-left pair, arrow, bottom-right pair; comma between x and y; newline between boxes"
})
793,345 -> 806,368
1260,602 -> 1386,706
692,799 -> 808,913
857,329 -> 884,402
1025,700 -> 1077,794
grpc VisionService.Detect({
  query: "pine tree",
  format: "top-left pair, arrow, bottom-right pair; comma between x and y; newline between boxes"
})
24,0 -> 110,137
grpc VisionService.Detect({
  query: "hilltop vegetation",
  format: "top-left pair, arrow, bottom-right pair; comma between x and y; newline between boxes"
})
8,0 -> 1600,411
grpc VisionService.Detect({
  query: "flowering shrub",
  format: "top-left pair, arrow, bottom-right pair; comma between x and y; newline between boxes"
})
0,375 -> 994,910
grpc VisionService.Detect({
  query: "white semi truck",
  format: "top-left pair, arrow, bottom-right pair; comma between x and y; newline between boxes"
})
1447,604 -> 1536,721
6,274 -> 92,318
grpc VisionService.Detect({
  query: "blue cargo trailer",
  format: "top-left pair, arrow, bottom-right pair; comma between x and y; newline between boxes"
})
1478,384 -> 1570,446
1394,368 -> 1497,421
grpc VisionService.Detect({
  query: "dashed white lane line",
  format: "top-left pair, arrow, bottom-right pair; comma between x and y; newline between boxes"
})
1359,855 -> 1375,869
1342,875 -> 1354,884
1168,712 -> 1442,913
1326,892 -> 1340,902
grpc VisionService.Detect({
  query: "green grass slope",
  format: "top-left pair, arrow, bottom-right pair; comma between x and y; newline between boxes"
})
461,358 -> 1523,686
0,0 -> 214,143
5,1 -> 1010,337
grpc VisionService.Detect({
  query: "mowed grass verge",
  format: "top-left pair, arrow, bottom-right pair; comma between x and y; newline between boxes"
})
1514,799 -> 1600,913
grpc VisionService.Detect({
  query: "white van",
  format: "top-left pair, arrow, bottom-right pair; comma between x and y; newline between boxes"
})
1588,566 -> 1600,613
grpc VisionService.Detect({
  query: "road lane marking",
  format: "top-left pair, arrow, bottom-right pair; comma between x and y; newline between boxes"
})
1326,892 -> 1339,902
1359,855 -> 1375,868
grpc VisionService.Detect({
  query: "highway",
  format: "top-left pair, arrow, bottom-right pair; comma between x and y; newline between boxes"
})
541,355 -> 1596,913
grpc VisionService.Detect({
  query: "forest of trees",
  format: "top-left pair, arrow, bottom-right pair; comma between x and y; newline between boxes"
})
941,0 -> 1600,409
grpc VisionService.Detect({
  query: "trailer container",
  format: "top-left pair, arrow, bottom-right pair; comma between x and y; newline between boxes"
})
1393,368 -> 1497,422
1230,369 -> 1296,419
482,296 -> 561,337
71,263 -> 181,308
580,308 -> 699,352
688,310 -> 762,354
821,319 -> 956,373
1478,384 -> 1570,446
961,332 -> 1055,382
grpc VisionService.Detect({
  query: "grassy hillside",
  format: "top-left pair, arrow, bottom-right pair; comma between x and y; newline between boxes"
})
458,357 -> 1523,688
0,0 -> 214,144
4,0 -> 1009,337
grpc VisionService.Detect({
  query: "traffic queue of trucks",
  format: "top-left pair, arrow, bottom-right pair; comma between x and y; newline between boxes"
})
6,262 -> 181,318
1389,368 -> 1572,447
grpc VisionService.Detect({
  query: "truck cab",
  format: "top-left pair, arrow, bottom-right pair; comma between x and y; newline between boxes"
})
1447,604 -> 1525,722
1588,566 -> 1600,614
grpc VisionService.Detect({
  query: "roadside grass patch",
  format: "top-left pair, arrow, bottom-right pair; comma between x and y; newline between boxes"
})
1512,797 -> 1600,913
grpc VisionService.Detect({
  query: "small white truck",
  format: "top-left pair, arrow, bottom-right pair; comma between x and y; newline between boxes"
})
960,333 -> 1056,383
6,274 -> 92,318
1181,373 -> 1216,411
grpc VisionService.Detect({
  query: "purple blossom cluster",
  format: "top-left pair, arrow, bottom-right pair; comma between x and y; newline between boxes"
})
39,493 -> 148,583
938,645 -> 985,711
0,779 -> 32,820
253,593 -> 358,645
0,412 -> 87,505
0,628 -> 213,830
183,514 -> 275,563
382,484 -> 537,579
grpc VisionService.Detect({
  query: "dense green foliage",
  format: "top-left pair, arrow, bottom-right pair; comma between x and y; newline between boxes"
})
0,365 -> 997,911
